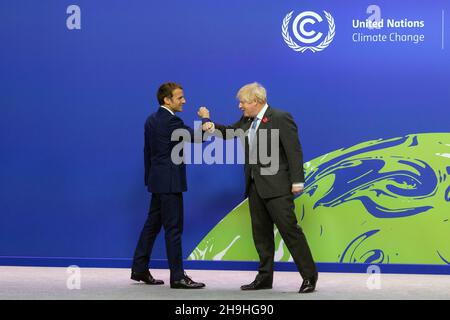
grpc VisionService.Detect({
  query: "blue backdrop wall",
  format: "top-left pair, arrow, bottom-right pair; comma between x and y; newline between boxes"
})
1,0 -> 449,274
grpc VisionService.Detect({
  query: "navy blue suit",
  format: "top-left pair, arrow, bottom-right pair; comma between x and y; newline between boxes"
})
132,107 -> 203,282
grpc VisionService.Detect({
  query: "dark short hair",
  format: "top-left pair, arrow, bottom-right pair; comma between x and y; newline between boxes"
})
157,82 -> 183,105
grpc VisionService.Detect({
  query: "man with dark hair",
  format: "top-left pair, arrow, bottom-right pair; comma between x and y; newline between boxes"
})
156,82 -> 183,106
131,82 -> 211,289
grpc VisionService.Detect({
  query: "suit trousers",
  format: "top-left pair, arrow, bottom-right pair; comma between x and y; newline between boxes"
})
248,181 -> 317,281
132,193 -> 184,282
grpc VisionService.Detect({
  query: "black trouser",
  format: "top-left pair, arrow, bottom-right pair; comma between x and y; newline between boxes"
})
132,193 -> 184,282
248,181 -> 317,281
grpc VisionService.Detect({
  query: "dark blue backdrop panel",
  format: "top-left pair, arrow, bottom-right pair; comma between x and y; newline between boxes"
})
0,0 -> 448,271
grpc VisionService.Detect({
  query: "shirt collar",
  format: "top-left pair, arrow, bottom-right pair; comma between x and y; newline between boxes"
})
255,103 -> 269,120
160,105 -> 175,116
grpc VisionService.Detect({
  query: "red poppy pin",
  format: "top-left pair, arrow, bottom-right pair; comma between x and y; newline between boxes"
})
262,116 -> 269,123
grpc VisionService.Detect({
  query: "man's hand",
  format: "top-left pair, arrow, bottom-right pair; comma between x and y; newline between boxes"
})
198,106 -> 210,119
291,185 -> 304,195
202,121 -> 215,132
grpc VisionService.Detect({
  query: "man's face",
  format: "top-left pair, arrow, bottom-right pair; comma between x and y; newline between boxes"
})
165,88 -> 186,112
239,99 -> 261,118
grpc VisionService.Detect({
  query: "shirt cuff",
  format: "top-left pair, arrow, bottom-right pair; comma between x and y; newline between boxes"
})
292,183 -> 304,188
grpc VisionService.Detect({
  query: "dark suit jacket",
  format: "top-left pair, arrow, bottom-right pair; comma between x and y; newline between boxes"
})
214,106 -> 305,199
144,107 -> 202,193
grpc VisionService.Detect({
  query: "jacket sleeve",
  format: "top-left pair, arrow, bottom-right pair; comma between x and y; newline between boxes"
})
278,112 -> 305,183
212,116 -> 247,140
168,116 -> 206,143
144,123 -> 151,186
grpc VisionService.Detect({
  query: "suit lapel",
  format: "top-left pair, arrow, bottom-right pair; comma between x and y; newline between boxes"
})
243,117 -> 253,149
255,106 -> 272,136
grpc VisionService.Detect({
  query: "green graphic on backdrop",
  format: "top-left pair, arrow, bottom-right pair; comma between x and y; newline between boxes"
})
189,133 -> 450,265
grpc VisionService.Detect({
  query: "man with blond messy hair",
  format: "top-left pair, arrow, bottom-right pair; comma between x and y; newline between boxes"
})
204,82 -> 318,293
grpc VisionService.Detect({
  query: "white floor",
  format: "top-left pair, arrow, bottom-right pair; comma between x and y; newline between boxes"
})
0,266 -> 449,300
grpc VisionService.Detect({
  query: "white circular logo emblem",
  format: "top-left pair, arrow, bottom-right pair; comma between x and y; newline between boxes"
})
282,10 -> 336,53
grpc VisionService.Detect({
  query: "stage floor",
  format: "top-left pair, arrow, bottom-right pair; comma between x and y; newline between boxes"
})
0,266 -> 449,300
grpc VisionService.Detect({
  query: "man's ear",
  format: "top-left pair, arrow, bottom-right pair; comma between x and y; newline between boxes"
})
163,96 -> 172,106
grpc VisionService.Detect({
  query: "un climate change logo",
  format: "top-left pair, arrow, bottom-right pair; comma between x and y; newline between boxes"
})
282,10 -> 335,53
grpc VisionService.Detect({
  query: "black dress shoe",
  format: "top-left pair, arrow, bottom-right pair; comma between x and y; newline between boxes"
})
131,270 -> 164,285
170,274 -> 205,289
299,275 -> 317,293
241,277 -> 272,290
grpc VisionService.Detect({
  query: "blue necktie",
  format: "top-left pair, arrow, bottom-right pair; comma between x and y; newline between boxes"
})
249,118 -> 259,145
249,118 -> 259,179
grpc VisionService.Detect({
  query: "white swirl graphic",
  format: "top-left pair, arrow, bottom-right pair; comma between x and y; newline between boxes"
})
282,10 -> 336,53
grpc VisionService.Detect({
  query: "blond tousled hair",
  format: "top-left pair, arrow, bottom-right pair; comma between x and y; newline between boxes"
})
236,82 -> 267,104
